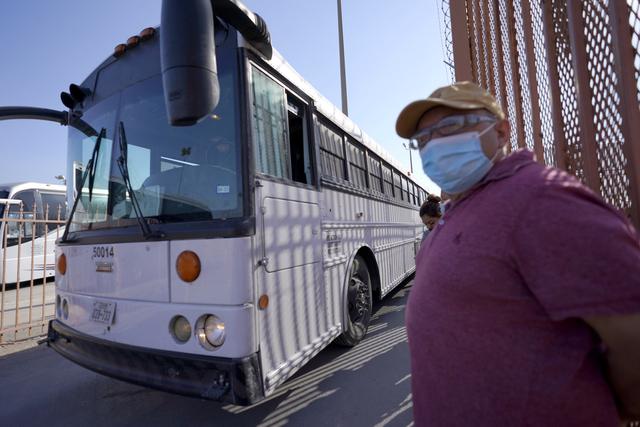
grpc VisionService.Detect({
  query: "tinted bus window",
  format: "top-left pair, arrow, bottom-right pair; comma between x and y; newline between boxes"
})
41,193 -> 66,221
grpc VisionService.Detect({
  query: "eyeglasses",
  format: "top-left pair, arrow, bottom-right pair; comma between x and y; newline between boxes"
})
408,114 -> 497,149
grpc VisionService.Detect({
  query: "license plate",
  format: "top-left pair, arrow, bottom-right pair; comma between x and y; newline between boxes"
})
91,300 -> 116,325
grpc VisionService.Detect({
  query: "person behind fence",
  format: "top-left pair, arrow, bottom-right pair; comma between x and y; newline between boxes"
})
419,194 -> 441,245
396,81 -> 640,425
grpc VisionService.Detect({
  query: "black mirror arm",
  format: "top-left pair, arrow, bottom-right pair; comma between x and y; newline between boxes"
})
0,106 -> 98,137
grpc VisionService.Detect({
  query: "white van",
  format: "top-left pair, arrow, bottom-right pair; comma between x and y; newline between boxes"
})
0,182 -> 66,285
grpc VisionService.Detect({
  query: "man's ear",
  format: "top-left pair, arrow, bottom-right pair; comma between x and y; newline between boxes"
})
495,118 -> 510,148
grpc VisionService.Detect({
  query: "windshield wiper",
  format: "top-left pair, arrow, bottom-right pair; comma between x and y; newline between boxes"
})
117,121 -> 164,239
61,127 -> 106,242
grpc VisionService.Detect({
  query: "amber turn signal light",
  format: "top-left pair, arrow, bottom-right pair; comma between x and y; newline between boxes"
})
139,27 -> 156,41
57,253 -> 67,276
176,251 -> 201,282
113,43 -> 126,57
126,36 -> 141,49
258,294 -> 269,310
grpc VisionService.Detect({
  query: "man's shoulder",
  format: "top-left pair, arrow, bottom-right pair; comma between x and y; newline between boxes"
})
505,160 -> 586,195
480,156 -> 603,221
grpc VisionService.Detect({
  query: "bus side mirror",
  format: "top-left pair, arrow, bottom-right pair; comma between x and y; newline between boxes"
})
160,0 -> 220,127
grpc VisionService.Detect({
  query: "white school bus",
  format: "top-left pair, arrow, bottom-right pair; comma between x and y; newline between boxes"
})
0,0 -> 426,405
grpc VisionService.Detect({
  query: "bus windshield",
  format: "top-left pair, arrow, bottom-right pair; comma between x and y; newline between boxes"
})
66,47 -> 241,234
0,190 -> 9,218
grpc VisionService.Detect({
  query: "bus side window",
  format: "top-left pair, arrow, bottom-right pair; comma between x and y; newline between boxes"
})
382,163 -> 394,197
286,96 -> 313,185
317,121 -> 346,181
41,192 -> 67,221
5,190 -> 38,246
346,140 -> 367,190
251,65 -> 315,186
251,66 -> 291,180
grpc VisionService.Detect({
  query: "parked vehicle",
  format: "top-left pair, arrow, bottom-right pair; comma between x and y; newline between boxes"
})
0,182 -> 66,285
0,0 -> 425,404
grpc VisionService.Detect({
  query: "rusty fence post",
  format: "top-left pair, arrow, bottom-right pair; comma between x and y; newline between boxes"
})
520,0 -> 545,163
491,0 -> 508,107
450,0 -> 474,82
482,0 -> 496,96
609,0 -> 640,227
491,0 -> 511,152
565,1 -> 601,193
478,0 -> 493,91
471,0 -> 484,86
504,0 -> 526,148
542,0 -> 568,171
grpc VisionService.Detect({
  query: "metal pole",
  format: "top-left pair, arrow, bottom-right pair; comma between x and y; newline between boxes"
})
337,0 -> 349,116
481,0 -> 495,96
402,143 -> 414,175
542,0 -> 568,171
450,0 -> 474,81
504,0 -> 526,149
474,0 -> 488,88
520,0 -> 545,163
566,1 -> 601,193
491,0 -> 510,152
409,149 -> 413,175
609,0 -> 640,226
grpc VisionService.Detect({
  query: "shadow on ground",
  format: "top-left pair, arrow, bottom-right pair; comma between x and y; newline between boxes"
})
0,280 -> 414,427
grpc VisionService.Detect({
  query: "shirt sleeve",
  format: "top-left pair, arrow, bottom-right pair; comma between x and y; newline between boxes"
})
512,177 -> 640,321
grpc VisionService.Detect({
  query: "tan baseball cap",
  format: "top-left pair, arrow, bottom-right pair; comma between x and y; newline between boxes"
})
395,81 -> 505,138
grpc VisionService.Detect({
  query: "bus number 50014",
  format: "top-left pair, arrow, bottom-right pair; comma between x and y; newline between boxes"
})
93,246 -> 114,259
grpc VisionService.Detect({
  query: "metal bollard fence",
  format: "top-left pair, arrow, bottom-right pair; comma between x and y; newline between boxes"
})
0,201 -> 65,343
446,0 -> 640,229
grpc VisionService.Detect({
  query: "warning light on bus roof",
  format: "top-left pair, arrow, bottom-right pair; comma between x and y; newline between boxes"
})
113,44 -> 126,58
176,251 -> 201,283
140,27 -> 156,41
126,36 -> 141,49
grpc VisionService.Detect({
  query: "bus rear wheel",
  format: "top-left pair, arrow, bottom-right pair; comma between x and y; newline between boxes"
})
336,255 -> 372,347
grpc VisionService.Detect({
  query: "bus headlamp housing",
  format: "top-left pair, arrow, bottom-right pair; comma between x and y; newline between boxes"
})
169,315 -> 192,343
196,315 -> 225,350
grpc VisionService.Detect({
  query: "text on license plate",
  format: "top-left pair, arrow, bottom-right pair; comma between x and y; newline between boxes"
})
91,300 -> 116,325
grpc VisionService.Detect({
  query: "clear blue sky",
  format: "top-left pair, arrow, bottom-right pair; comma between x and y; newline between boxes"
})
0,0 -> 450,193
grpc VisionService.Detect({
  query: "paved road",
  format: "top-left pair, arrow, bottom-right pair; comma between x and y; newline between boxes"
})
0,280 -> 415,427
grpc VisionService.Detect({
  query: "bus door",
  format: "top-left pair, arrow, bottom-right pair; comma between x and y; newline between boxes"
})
250,65 -> 327,393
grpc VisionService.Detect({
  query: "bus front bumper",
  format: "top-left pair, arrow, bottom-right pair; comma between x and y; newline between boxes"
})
47,320 -> 264,405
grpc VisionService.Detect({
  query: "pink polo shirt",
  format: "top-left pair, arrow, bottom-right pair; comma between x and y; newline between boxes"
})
407,150 -> 640,426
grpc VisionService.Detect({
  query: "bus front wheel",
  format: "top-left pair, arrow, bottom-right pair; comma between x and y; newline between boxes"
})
336,255 -> 372,347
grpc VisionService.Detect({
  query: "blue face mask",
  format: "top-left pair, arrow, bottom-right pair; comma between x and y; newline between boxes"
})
419,125 -> 498,195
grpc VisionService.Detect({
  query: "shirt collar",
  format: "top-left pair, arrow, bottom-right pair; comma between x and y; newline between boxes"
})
444,149 -> 537,211
480,148 -> 537,185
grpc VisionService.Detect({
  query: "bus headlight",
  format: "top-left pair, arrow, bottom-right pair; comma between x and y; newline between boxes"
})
169,315 -> 192,343
196,315 -> 225,350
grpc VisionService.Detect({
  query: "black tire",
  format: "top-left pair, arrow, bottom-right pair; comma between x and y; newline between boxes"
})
335,255 -> 372,347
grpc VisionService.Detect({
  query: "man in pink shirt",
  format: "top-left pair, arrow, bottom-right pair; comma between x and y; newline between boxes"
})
395,82 -> 640,426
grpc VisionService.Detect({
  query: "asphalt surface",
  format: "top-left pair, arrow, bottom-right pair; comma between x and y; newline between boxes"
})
0,279 -> 415,427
